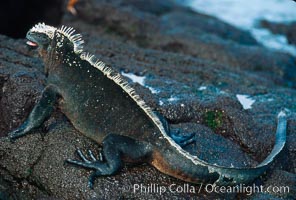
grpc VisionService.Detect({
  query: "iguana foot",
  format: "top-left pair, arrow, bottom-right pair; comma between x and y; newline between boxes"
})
8,129 -> 23,142
8,123 -> 29,142
67,134 -> 153,189
66,149 -> 121,189
66,149 -> 108,188
170,129 -> 195,147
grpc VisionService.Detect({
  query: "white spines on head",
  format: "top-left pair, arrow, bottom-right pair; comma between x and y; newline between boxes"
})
57,25 -> 84,54
30,22 -> 56,39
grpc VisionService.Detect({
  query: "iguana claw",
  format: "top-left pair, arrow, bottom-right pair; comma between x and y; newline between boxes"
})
67,149 -> 105,189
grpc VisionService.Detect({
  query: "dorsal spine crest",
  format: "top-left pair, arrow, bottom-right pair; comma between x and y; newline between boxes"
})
57,25 -> 84,53
36,23 -> 228,167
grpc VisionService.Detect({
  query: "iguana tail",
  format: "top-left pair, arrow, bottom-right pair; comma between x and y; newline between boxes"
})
150,110 -> 288,185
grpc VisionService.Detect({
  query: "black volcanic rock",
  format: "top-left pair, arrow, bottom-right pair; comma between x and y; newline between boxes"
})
0,0 -> 295,199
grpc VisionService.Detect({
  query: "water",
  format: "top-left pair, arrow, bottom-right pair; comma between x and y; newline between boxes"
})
186,0 -> 296,56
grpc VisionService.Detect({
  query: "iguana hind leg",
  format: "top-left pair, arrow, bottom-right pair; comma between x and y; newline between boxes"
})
169,129 -> 195,147
66,134 -> 153,188
155,112 -> 195,147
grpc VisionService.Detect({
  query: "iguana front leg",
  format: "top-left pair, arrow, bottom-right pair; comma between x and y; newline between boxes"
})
67,134 -> 153,189
8,85 -> 59,141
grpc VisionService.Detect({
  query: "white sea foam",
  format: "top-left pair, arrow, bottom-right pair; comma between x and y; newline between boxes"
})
187,0 -> 296,55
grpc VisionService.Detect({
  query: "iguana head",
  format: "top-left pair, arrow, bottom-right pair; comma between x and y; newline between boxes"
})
26,23 -> 56,56
26,23 -> 84,58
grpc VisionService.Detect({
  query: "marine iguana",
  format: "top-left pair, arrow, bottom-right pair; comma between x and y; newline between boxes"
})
8,23 -> 288,189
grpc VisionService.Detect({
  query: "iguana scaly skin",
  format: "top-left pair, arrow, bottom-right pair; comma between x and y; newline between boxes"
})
8,23 -> 288,188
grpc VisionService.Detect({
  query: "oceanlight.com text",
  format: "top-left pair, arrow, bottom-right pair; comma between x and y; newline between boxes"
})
129,183 -> 290,196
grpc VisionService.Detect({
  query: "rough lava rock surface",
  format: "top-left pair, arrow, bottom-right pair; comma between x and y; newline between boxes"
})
0,0 -> 295,199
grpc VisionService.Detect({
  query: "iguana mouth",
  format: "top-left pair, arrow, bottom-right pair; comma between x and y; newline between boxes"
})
26,40 -> 38,47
